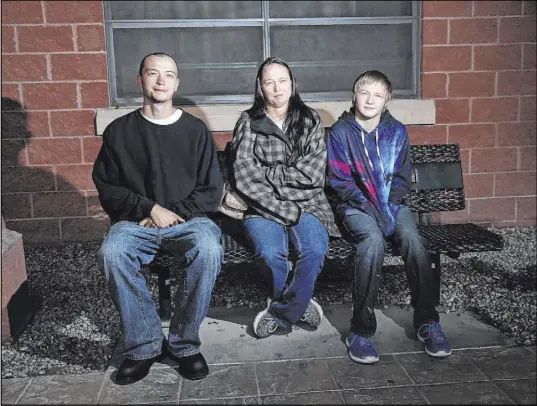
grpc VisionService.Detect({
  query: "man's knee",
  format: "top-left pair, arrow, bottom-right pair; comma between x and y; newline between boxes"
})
361,230 -> 386,252
190,220 -> 223,261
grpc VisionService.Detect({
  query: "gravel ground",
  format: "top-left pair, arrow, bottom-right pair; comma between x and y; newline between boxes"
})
1,226 -> 535,379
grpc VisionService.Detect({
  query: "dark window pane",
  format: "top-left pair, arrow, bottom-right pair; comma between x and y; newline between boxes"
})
271,24 -> 413,92
109,1 -> 262,20
269,1 -> 413,18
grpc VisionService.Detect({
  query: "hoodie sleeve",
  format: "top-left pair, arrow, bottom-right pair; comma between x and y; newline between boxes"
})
170,128 -> 224,220
92,131 -> 156,222
326,127 -> 369,209
388,129 -> 411,204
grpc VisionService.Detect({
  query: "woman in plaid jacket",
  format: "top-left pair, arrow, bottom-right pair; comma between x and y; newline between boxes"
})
229,57 -> 340,338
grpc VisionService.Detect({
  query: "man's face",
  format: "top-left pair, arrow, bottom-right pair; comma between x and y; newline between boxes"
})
354,81 -> 390,120
260,63 -> 292,110
136,55 -> 179,104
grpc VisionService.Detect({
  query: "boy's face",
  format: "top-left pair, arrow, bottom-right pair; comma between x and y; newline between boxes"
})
354,81 -> 390,120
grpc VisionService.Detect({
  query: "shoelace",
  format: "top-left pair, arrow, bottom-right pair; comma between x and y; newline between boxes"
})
265,318 -> 278,334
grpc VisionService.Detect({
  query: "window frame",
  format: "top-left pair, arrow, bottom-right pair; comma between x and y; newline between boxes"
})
104,1 -> 421,106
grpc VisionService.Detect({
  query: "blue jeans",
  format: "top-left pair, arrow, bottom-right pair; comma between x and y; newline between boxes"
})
342,206 -> 439,336
243,213 -> 329,329
97,217 -> 222,360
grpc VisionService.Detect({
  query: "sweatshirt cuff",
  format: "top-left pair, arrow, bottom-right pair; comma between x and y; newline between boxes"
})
142,200 -> 157,218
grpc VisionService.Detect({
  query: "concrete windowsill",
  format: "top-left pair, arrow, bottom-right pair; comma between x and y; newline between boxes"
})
95,99 -> 435,135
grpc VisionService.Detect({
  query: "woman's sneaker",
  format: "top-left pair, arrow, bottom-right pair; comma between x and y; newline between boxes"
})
300,298 -> 323,327
417,321 -> 452,357
345,333 -> 380,364
253,308 -> 279,338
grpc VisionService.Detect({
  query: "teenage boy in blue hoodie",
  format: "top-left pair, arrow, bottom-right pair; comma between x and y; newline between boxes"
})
326,70 -> 451,364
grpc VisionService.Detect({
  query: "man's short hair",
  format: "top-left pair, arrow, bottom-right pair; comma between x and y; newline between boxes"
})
352,70 -> 393,96
138,52 -> 179,77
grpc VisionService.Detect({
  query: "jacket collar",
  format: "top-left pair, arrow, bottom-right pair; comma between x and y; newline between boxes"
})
250,115 -> 292,148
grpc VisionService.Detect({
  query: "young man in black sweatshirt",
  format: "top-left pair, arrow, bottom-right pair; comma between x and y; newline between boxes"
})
92,52 -> 224,385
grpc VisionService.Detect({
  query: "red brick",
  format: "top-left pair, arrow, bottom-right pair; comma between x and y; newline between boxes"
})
499,16 -> 537,42
406,125 -> 447,144
474,44 -> 522,71
422,46 -> 471,72
422,1 -> 472,17
1,139 -> 27,166
28,138 -> 82,165
448,72 -> 495,97
460,149 -> 470,173
1,193 -> 32,219
1,1 -> 43,24
18,26 -> 74,53
61,217 -> 109,242
450,18 -> 498,44
212,132 -> 233,152
435,99 -> 470,123
1,111 -> 31,139
86,191 -> 105,216
51,53 -> 107,81
469,197 -> 516,221
520,96 -> 536,121
520,146 -> 536,170
524,0 -> 537,15
2,55 -> 47,81
432,208 -> 469,224
523,44 -> 536,69
517,196 -> 536,220
50,110 -> 96,136
80,82 -> 109,108
44,1 -> 103,23
447,124 -> 496,148
497,122 -> 536,146
422,19 -> 448,45
421,73 -> 447,98
498,71 -> 537,96
23,83 -> 77,110
26,111 -> 51,138
475,1 -> 523,16
82,137 -> 103,163
55,164 -> 95,191
1,166 -> 56,193
1,25 -> 16,53
1,84 -> 20,103
76,25 -> 105,51
5,219 -> 60,244
471,97 -> 519,122
33,192 -> 87,217
463,173 -> 494,198
496,172 -> 536,196
471,147 -> 518,172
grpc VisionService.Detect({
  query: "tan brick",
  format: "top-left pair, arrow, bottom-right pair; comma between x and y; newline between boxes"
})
498,71 -> 537,96
80,82 -> 109,108
1,1 -> 43,24
469,197 -> 516,222
1,25 -> 16,53
5,219 -> 60,244
23,83 -> 78,110
422,19 -> 448,44
450,18 -> 498,44
2,55 -> 47,81
520,96 -> 536,121
50,110 -> 96,136
406,125 -> 447,145
496,172 -> 536,196
51,53 -> 107,81
520,146 -> 536,170
435,99 -> 470,124
447,124 -> 496,148
474,1 -> 523,16
56,164 -> 95,191
499,15 -> 537,43
497,122 -> 536,146
421,73 -> 447,98
472,97 -> 519,122
471,147 -> 518,172
18,26 -> 74,52
422,1 -> 472,17
76,25 -> 105,51
28,138 -> 82,165
463,173 -> 494,198
474,44 -> 522,71
82,137 -> 102,163
44,1 -> 103,23
517,196 -> 536,220
422,46 -> 471,72
448,72 -> 495,97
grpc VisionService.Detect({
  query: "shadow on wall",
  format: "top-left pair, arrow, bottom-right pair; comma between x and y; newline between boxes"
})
1,97 -> 110,245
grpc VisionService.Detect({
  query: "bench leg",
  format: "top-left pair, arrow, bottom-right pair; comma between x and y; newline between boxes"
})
151,264 -> 171,323
430,252 -> 441,306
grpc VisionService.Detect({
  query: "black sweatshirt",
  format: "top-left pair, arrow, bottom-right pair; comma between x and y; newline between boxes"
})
92,109 -> 224,223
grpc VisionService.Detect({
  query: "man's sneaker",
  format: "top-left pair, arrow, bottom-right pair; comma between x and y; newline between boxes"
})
300,298 -> 323,327
345,333 -> 380,364
417,321 -> 452,357
253,308 -> 278,338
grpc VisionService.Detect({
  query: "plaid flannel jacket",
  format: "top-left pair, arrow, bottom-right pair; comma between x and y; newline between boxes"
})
230,110 -> 341,237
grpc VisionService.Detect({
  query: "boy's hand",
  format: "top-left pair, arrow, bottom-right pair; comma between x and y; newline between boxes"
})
150,204 -> 185,228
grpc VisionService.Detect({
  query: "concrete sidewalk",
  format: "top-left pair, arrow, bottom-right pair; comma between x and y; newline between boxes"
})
2,304 -> 536,404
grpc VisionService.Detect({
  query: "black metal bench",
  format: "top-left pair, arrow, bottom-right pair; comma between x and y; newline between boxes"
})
150,143 -> 504,322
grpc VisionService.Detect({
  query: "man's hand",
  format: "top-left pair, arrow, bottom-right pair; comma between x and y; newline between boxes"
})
139,217 -> 156,227
150,204 -> 185,228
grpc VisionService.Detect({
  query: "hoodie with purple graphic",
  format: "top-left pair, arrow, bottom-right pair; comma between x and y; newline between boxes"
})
326,109 -> 411,237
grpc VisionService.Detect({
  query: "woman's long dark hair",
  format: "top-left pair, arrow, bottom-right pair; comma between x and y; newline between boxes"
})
246,57 -> 317,154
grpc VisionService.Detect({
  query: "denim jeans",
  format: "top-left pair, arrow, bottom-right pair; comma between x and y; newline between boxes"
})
243,213 -> 329,329
341,206 -> 439,336
97,217 -> 222,360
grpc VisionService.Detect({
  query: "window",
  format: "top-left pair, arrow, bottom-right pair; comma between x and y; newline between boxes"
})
104,1 -> 421,106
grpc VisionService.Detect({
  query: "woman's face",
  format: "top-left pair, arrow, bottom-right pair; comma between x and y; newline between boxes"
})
260,63 -> 292,110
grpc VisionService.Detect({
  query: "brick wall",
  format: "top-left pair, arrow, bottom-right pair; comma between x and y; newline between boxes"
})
1,1 -> 535,244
